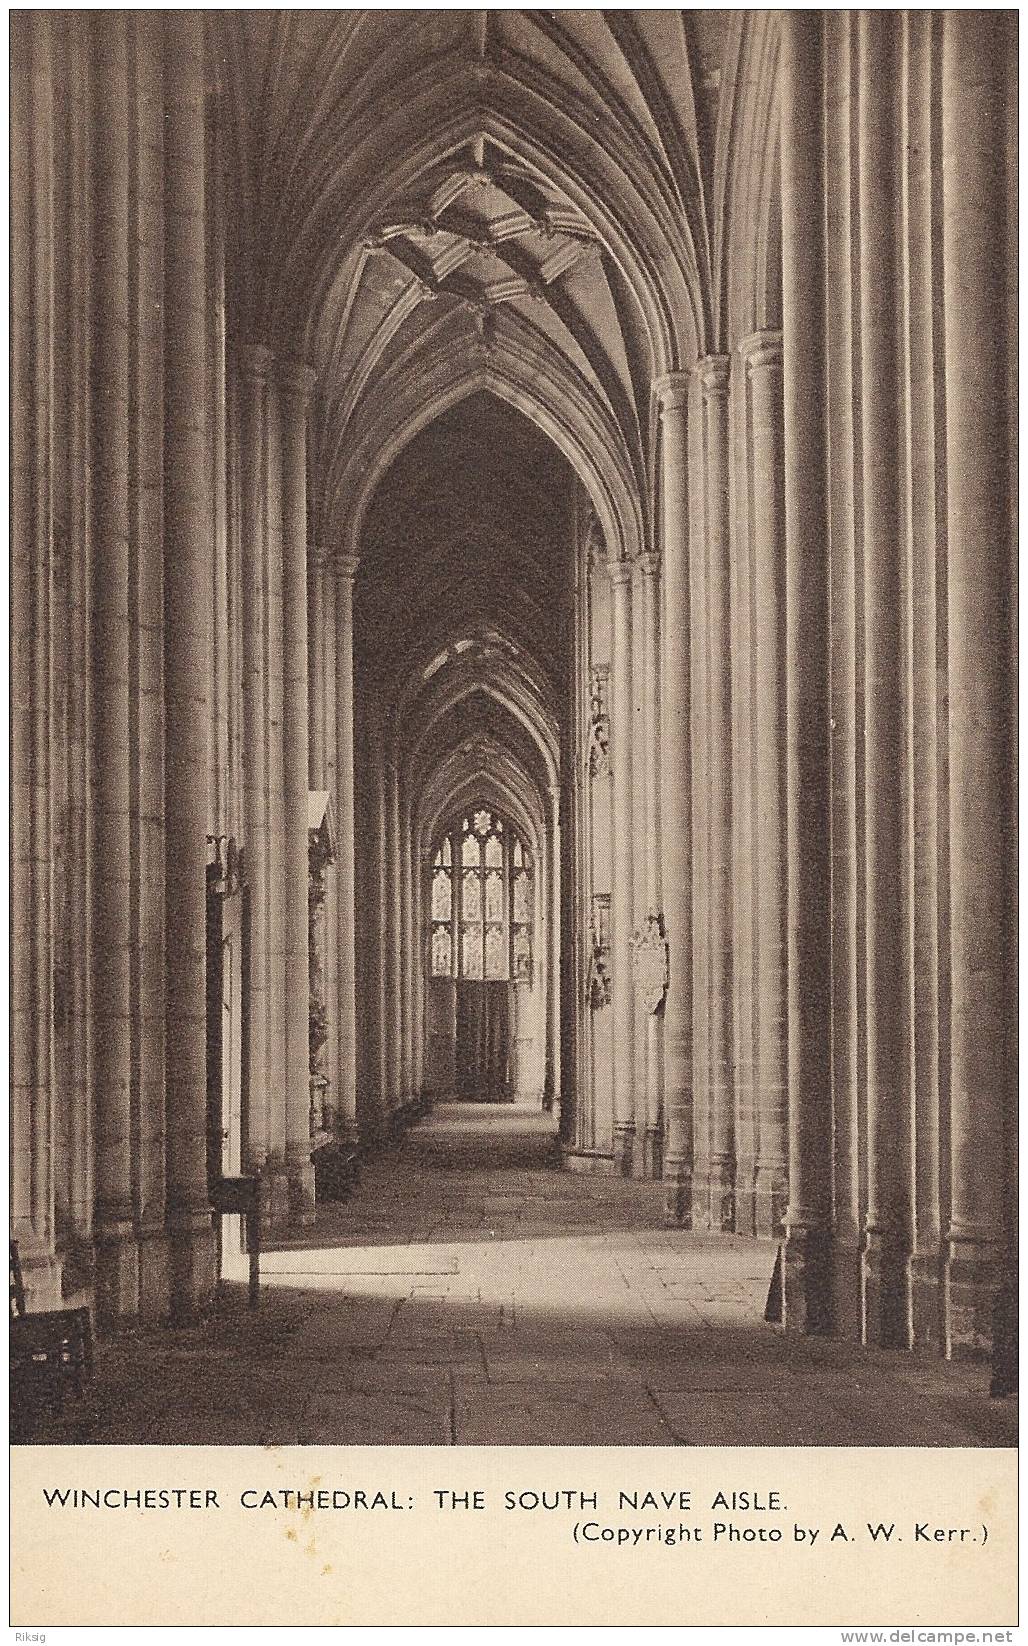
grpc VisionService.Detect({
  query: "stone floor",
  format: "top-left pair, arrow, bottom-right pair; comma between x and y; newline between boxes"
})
30,1102 -> 1016,1446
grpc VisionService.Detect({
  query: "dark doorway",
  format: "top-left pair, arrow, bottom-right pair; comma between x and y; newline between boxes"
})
455,980 -> 513,1100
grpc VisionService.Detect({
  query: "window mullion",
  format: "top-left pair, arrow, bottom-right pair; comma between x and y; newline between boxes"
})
479,838 -> 486,979
451,828 -> 459,975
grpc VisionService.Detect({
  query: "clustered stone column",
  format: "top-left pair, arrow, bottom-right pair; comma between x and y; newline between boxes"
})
162,9 -> 216,1311
369,740 -> 390,1141
655,374 -> 692,1223
277,358 -> 317,1226
548,786 -> 562,1118
308,551 -> 339,1130
235,340 -> 319,1227
89,12 -> 138,1318
385,760 -> 403,1117
608,559 -> 635,1175
941,8 -> 1014,1353
766,9 -> 1016,1356
12,12 -> 65,1310
333,554 -> 360,1140
307,807 -> 335,1134
779,8 -> 833,1332
739,331 -> 788,1239
857,14 -> 913,1345
635,551 -> 663,1178
697,355 -> 734,1232
236,343 -> 274,1182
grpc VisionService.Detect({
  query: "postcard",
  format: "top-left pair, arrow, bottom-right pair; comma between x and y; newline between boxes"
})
9,5 -> 1017,1632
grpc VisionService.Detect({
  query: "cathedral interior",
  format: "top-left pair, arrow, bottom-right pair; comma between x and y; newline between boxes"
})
11,9 -> 1018,1445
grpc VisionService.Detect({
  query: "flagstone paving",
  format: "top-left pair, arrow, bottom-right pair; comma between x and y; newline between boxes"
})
29,1102 -> 1015,1447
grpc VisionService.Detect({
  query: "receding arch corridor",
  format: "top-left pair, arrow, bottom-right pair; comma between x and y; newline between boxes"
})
33,1105 -> 1014,1449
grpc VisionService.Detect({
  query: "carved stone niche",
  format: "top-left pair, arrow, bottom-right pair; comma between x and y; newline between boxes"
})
308,790 -> 337,1140
632,911 -> 668,1015
587,665 -> 610,779
588,892 -> 612,1010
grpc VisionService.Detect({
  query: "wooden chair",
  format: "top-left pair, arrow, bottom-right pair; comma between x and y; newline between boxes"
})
10,1241 -> 93,1438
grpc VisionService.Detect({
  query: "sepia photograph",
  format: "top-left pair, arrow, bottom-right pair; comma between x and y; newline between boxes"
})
9,3 -> 1017,1629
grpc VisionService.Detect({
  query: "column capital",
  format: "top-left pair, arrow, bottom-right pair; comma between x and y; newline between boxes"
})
334,552 -> 360,585
653,372 -> 690,415
739,329 -> 783,377
636,549 -> 661,581
696,352 -> 731,399
275,355 -> 317,404
608,557 -> 633,591
234,340 -> 274,386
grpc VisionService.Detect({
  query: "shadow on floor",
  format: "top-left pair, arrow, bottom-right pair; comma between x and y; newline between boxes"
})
22,1106 -> 1017,1448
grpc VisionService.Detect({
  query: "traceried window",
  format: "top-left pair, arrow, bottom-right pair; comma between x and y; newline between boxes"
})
429,809 -> 534,982
511,837 -> 533,983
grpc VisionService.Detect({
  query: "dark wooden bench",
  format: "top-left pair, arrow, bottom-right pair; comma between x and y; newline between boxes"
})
209,1176 -> 261,1309
10,1241 -> 93,1439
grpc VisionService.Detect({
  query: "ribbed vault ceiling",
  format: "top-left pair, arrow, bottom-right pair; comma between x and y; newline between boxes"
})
216,7 -> 737,543
359,393 -> 569,681
354,391 -> 569,830
212,8 -> 778,840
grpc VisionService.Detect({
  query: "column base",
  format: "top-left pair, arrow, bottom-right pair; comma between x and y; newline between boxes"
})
631,1127 -> 647,1178
287,1155 -> 317,1228
563,1148 -> 616,1175
259,1166 -> 292,1231
944,1235 -> 998,1359
827,1236 -> 865,1342
95,1217 -> 140,1326
663,1162 -> 693,1227
692,1162 -> 736,1232
56,1237 -> 95,1308
782,1222 -> 832,1335
733,1161 -> 758,1236
137,1225 -> 172,1322
910,1245 -> 945,1353
336,1111 -> 360,1145
643,1125 -> 664,1180
753,1166 -> 788,1239
167,1208 -> 216,1322
862,1228 -> 913,1348
989,1258 -> 1018,1397
613,1123 -> 635,1178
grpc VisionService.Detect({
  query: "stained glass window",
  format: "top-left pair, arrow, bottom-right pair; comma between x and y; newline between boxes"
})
462,924 -> 483,978
432,926 -> 452,976
462,868 -> 481,923
428,809 -> 533,983
485,925 -> 506,979
485,869 -> 504,923
430,840 -> 453,976
432,868 -> 451,922
513,926 -> 532,983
